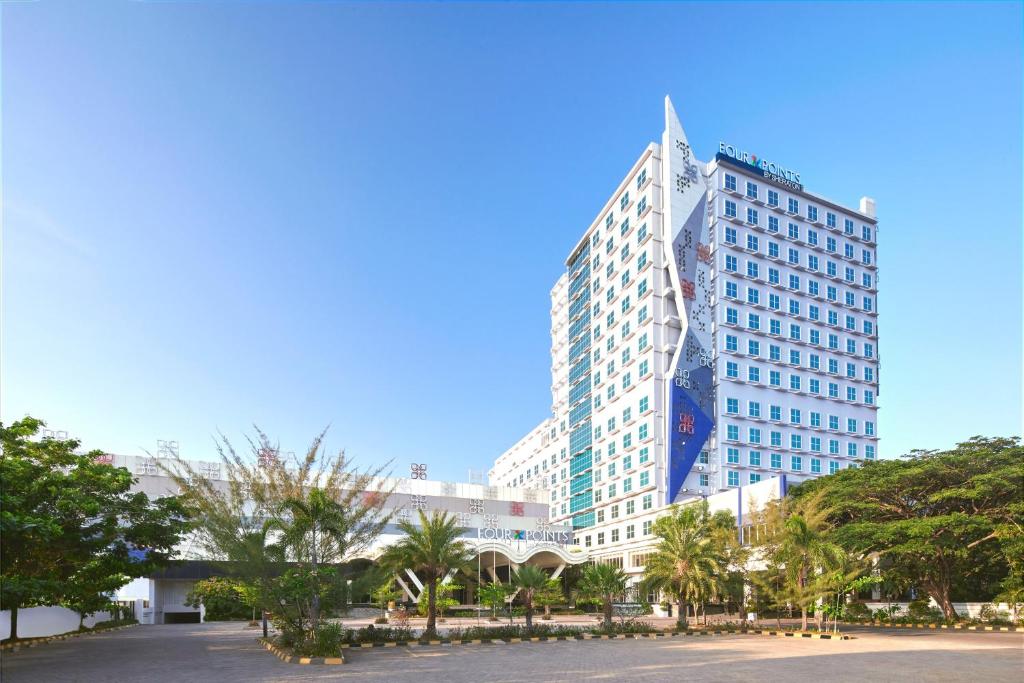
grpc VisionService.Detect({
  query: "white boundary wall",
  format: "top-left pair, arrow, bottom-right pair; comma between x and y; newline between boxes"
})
1,607 -> 113,640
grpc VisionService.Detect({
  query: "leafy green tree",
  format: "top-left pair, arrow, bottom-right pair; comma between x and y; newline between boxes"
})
185,577 -> 250,620
371,578 -> 401,620
379,510 -> 474,639
267,488 -> 349,630
792,437 -> 1023,620
534,576 -> 564,620
1,417 -> 188,641
165,428 -> 391,637
510,565 -> 550,630
478,581 -> 514,620
639,501 -> 725,628
577,563 -> 628,628
775,504 -> 847,630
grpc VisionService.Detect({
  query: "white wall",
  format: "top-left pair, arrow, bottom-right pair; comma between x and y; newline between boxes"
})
0,606 -> 113,640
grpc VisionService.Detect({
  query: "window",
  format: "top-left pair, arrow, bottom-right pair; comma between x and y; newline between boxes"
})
747,313 -> 760,330
768,190 -> 779,207
725,174 -> 737,192
727,447 -> 740,464
620,192 -> 630,211
748,340 -> 760,356
749,428 -> 762,444
727,424 -> 740,440
808,229 -> 819,246
810,436 -> 821,452
826,212 -> 837,228
769,267 -> 780,284
725,200 -> 737,219
769,293 -> 780,310
791,434 -> 802,449
771,453 -> 782,469
643,520 -> 652,535
747,234 -> 759,252
866,445 -> 876,460
639,471 -> 649,487
726,281 -> 738,298
699,473 -> 709,487
747,288 -> 760,305
725,255 -> 738,272
748,401 -> 761,417
727,398 -> 739,414
768,215 -> 779,232
768,242 -> 780,258
748,366 -> 760,382
726,361 -> 738,378
844,218 -> 854,235
790,408 -> 801,424
770,405 -> 782,421
746,181 -> 758,200
726,308 -> 738,325
727,470 -> 740,486
807,206 -> 818,222
642,494 -> 653,510
811,458 -> 821,474
788,248 -> 799,265
788,198 -> 799,214
788,223 -> 799,240
747,208 -> 759,225
749,450 -> 761,466
791,455 -> 803,471
750,473 -> 762,484
725,334 -> 738,352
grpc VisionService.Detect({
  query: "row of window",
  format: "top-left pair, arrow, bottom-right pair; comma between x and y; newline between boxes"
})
722,361 -> 876,404
724,401 -> 875,433
724,333 -> 875,363
723,305 -> 876,339
722,252 -> 874,292
722,205 -> 875,267
724,280 -> 874,314
722,173 -> 874,243
722,427 -> 878,456
581,518 -> 652,548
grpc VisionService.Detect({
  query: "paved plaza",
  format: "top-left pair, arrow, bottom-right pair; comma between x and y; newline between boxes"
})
2,622 -> 1021,682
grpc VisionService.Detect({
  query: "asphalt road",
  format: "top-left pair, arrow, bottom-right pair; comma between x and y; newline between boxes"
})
2,621 -> 1021,682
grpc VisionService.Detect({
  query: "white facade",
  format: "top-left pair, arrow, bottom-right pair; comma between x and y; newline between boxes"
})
490,97 -> 879,578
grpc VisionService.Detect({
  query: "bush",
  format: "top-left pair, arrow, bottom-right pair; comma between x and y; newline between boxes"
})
907,599 -> 943,623
845,602 -> 872,621
591,620 -> 656,636
342,625 -> 414,645
374,616 -> 387,624
445,624 -> 585,641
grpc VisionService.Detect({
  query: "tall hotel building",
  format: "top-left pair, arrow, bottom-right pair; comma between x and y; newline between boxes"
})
490,98 -> 879,576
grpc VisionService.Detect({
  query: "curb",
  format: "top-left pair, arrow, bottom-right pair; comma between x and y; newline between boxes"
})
1,624 -> 138,653
326,628 -> 851,650
845,620 -> 1021,633
258,638 -> 345,665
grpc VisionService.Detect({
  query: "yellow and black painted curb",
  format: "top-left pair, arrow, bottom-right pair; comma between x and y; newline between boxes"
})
319,628 -> 850,651
1,624 -> 138,653
845,620 -> 1021,633
258,637 -> 345,665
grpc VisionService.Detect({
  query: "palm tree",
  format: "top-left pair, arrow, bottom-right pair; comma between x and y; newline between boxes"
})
511,565 -> 551,630
577,563 -> 628,629
379,510 -> 474,639
777,511 -> 845,631
270,487 -> 350,630
640,502 -> 725,629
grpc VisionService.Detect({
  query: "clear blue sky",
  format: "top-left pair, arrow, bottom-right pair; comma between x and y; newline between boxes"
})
3,2 -> 1021,481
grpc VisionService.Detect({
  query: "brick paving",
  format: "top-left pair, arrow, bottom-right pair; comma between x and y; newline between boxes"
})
2,621 -> 1020,682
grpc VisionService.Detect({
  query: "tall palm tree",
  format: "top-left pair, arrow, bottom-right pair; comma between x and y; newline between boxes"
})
577,563 -> 628,629
777,510 -> 845,631
640,502 -> 724,629
380,510 -> 474,639
270,487 -> 350,630
510,565 -> 551,630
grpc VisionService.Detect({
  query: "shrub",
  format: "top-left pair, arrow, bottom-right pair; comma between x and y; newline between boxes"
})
845,602 -> 872,621
374,616 -> 387,624
591,620 -> 656,636
907,599 -> 943,623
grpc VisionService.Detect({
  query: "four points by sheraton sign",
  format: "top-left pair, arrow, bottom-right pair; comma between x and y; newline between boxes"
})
477,527 -> 572,545
717,142 -> 803,191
